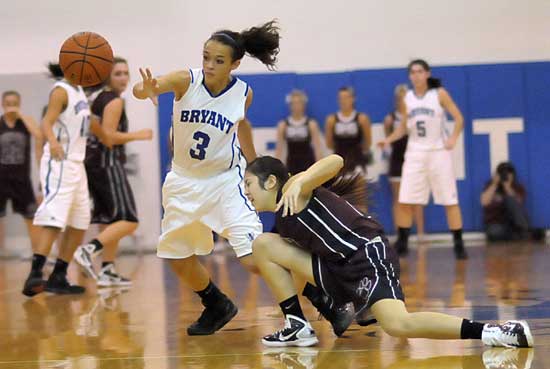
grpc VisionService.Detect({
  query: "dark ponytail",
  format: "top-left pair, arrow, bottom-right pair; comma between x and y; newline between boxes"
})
324,174 -> 369,214
427,77 -> 442,89
47,62 -> 64,79
408,59 -> 442,89
209,20 -> 280,70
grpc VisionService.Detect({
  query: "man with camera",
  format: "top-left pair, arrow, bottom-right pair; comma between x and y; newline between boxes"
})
480,162 -> 530,241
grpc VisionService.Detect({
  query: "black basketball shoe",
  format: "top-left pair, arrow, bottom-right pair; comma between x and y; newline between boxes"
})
187,297 -> 238,335
22,272 -> 46,297
303,286 -> 353,337
45,273 -> 85,295
394,239 -> 408,256
454,240 -> 468,260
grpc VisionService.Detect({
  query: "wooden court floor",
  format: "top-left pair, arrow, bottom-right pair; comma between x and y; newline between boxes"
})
0,241 -> 548,368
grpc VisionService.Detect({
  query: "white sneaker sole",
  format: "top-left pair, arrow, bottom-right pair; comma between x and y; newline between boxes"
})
262,336 -> 319,347
517,320 -> 534,347
97,279 -> 132,287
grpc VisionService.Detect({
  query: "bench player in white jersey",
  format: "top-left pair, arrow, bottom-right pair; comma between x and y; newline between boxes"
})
133,21 -> 280,335
22,63 -> 111,297
380,59 -> 467,259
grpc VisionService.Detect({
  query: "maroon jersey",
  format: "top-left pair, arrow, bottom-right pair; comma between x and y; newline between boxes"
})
276,186 -> 384,262
284,117 -> 315,175
0,116 -> 31,178
332,112 -> 367,173
388,111 -> 408,178
86,90 -> 128,168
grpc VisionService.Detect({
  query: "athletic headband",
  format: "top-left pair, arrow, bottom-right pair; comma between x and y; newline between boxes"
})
212,32 -> 239,48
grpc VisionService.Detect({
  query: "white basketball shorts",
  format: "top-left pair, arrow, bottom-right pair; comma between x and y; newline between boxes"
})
157,160 -> 262,259
398,149 -> 458,206
34,156 -> 91,230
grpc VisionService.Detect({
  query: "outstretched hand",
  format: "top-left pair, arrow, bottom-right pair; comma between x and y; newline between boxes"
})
138,68 -> 160,106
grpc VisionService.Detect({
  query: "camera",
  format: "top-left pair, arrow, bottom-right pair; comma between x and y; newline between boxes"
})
496,162 -> 514,183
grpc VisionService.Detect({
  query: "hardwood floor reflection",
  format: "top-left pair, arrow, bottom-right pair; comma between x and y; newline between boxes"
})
0,241 -> 548,368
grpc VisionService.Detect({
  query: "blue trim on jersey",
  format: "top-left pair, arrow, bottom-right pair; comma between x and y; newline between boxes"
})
201,70 -> 238,98
45,158 -> 52,196
57,122 -> 70,156
44,126 -> 67,204
244,83 -> 249,97
45,127 -> 63,196
189,69 -> 194,84
229,133 -> 236,169
45,160 -> 64,205
235,164 -> 255,212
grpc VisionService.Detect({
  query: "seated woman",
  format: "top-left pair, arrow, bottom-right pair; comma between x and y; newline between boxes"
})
481,162 -> 529,242
243,154 -> 533,348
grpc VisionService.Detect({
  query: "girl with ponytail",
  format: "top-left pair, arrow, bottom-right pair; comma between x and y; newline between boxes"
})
244,155 -> 533,348
132,21 -> 280,336
379,58 -> 468,259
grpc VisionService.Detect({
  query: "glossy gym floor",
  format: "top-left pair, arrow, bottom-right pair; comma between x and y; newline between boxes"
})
0,240 -> 547,368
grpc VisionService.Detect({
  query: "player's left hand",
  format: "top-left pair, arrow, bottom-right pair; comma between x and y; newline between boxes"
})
444,137 -> 457,150
276,180 -> 303,217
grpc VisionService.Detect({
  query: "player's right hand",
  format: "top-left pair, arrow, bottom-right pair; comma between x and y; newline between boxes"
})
376,139 -> 389,149
138,68 -> 160,106
50,141 -> 65,160
136,128 -> 153,141
276,179 -> 303,217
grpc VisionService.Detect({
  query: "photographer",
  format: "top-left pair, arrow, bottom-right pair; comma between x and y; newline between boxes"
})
480,162 -> 529,241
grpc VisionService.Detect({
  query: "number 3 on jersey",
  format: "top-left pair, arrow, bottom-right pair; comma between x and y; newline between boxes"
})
190,131 -> 211,160
416,121 -> 426,137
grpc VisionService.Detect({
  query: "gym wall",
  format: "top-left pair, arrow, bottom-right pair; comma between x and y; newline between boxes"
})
1,0 -> 548,247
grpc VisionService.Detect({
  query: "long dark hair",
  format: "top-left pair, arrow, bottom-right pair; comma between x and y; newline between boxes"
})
208,20 -> 280,70
47,62 -> 64,79
408,59 -> 442,89
324,174 -> 368,214
496,162 -> 520,190
246,156 -> 368,212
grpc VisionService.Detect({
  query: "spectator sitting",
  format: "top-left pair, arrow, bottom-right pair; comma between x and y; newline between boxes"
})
480,162 -> 529,242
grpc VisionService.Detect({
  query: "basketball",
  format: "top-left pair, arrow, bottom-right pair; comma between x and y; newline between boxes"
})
58,32 -> 113,87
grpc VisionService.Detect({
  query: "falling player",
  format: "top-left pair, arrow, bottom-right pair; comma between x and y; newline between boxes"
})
243,154 -> 533,348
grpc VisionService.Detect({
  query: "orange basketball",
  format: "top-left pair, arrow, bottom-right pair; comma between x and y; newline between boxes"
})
59,32 -> 114,87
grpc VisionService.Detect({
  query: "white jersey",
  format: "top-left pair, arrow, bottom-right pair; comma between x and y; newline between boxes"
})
172,68 -> 249,177
404,88 -> 448,151
43,80 -> 90,162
